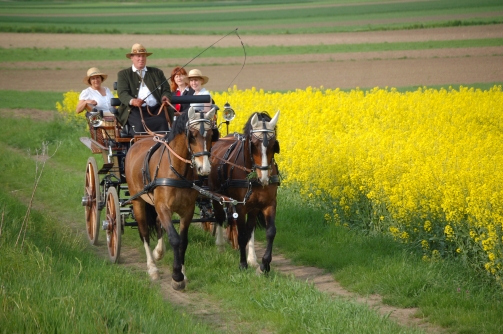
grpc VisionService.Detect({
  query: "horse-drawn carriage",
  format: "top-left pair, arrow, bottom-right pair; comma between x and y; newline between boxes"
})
80,89 -> 280,289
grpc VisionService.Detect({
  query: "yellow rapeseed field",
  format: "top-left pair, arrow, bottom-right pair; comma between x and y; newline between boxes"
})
58,85 -> 503,284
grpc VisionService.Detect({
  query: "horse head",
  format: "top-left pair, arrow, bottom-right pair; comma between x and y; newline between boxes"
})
247,111 -> 280,186
186,106 -> 216,176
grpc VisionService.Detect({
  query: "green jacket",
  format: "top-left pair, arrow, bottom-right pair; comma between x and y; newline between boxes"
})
116,66 -> 173,126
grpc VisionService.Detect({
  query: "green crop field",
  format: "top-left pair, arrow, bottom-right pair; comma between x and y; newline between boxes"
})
1,0 -> 502,34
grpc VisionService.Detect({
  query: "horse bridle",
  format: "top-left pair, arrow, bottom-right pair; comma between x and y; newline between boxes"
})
186,111 -> 213,162
153,111 -> 213,168
249,118 -> 276,172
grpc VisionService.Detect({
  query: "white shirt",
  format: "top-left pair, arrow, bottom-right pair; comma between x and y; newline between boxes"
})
79,87 -> 115,116
133,65 -> 158,107
190,88 -> 211,112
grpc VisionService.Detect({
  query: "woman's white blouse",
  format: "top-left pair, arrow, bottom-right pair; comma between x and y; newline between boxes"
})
79,87 -> 115,115
190,87 -> 211,111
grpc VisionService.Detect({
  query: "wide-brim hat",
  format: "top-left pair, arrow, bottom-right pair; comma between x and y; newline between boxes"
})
126,43 -> 152,59
187,69 -> 209,85
83,67 -> 108,85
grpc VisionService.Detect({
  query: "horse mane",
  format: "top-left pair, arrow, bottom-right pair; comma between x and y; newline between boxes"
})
167,111 -> 189,142
243,111 -> 272,136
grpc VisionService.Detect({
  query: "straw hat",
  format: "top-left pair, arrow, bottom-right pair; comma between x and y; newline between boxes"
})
126,43 -> 152,59
187,69 -> 209,85
83,67 -> 108,85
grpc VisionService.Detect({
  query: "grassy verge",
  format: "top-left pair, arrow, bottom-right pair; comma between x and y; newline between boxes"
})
0,117 -> 424,333
2,38 -> 502,63
0,105 -> 502,333
0,189 -> 219,333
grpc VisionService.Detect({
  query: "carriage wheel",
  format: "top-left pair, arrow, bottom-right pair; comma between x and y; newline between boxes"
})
84,157 -> 100,245
105,187 -> 122,263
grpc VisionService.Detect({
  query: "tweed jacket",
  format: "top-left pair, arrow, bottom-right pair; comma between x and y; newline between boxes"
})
116,66 -> 172,126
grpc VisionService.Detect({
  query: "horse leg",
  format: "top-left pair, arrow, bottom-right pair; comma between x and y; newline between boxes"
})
212,201 -> 227,250
177,218 -> 191,282
142,237 -> 160,280
133,200 -> 160,280
246,229 -> 259,268
259,206 -> 277,273
236,209 -> 252,270
152,217 -> 165,261
245,213 -> 259,268
156,203 -> 186,290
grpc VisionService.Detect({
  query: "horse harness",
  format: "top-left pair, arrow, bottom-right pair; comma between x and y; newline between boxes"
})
124,113 -> 235,206
214,123 -> 280,204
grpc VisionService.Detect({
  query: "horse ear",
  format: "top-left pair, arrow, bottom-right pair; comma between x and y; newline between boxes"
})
274,140 -> 280,154
268,110 -> 280,129
206,107 -> 216,120
188,106 -> 195,119
251,113 -> 259,128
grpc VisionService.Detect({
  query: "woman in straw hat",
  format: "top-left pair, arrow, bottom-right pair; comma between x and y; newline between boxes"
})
187,68 -> 212,112
76,67 -> 115,115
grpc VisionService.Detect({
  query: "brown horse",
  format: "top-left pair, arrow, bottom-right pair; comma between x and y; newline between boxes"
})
208,111 -> 280,273
125,106 -> 216,289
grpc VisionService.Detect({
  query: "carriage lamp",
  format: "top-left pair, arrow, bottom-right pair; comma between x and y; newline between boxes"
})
222,103 -> 235,122
87,108 -> 104,127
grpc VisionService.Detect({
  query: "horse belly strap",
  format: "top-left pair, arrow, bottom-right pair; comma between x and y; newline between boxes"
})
227,180 -> 250,188
226,175 -> 280,188
151,178 -> 193,188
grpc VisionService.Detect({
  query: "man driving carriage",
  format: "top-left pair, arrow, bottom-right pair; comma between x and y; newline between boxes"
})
117,43 -> 174,136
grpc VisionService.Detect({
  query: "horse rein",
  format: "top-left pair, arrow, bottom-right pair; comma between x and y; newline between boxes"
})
212,124 -> 277,175
152,113 -> 213,167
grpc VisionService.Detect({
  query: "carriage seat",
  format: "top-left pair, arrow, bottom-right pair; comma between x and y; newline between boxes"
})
107,81 -> 213,140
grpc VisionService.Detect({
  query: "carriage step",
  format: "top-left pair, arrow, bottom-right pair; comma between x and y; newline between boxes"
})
98,163 -> 114,174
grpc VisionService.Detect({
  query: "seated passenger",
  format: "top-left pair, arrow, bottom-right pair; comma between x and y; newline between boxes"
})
187,69 -> 212,112
116,43 -> 172,135
76,67 -> 115,116
170,66 -> 193,113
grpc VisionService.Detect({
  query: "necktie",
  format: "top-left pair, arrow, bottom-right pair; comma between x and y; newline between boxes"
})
137,70 -> 144,87
175,90 -> 181,111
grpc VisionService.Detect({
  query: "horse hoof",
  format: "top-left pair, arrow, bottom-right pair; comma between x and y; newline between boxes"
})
247,260 -> 259,268
171,278 -> 186,291
239,263 -> 248,271
149,269 -> 160,281
259,263 -> 270,274
255,266 -> 264,275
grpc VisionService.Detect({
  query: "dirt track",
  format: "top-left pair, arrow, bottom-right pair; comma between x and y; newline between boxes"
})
1,24 -> 502,92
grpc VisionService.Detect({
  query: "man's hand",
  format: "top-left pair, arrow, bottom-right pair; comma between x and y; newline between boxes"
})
161,96 -> 170,104
130,98 -> 144,108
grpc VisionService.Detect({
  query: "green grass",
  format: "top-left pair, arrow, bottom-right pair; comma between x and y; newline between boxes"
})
0,119 -> 424,334
0,189 -> 219,334
257,186 -> 503,333
0,0 -> 501,34
0,90 -> 64,110
1,107 -> 503,333
1,38 -> 502,63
